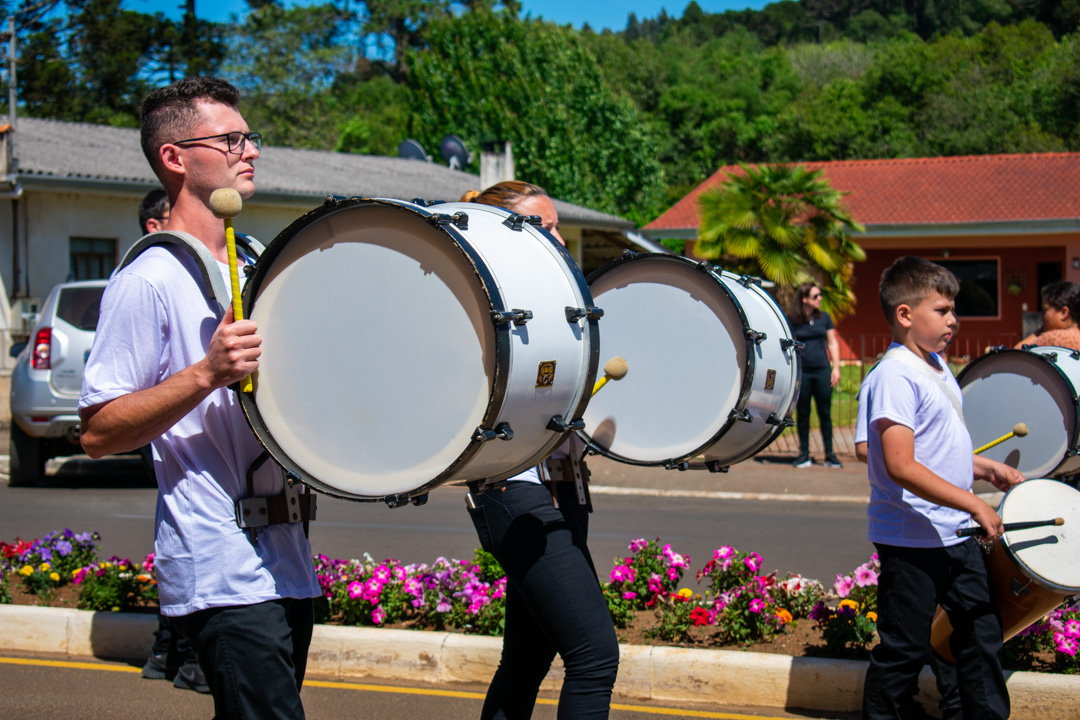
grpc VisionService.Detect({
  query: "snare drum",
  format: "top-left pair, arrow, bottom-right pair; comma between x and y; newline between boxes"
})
958,346 -> 1080,478
930,478 -> 1080,663
579,253 -> 799,469
237,197 -> 600,502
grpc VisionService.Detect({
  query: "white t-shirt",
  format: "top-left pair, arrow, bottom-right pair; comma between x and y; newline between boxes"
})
862,343 -> 974,547
80,244 -> 320,616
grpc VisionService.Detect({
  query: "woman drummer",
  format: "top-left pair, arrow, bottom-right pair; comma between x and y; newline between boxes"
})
461,181 -> 620,720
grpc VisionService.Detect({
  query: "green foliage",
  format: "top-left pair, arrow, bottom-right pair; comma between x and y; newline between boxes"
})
0,572 -> 10,604
75,559 -> 158,613
696,163 -> 865,319
407,7 -> 664,219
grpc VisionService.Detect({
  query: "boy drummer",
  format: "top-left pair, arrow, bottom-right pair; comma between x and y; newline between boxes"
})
860,256 -> 1023,719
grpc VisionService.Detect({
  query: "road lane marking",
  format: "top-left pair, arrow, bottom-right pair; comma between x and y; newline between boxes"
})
589,485 -> 869,504
1,656 -> 792,719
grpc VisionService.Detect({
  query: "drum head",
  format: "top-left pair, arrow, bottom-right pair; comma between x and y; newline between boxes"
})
244,201 -> 495,498
582,256 -> 747,464
959,350 -> 1077,478
1000,478 -> 1080,593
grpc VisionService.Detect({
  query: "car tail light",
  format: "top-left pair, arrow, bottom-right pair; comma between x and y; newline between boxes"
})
31,327 -> 52,370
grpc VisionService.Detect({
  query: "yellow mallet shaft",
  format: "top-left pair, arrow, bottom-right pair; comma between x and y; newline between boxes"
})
974,422 -> 1029,455
210,188 -> 252,393
592,356 -> 628,396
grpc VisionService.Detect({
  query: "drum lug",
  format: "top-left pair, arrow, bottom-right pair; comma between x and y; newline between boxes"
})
565,306 -> 605,322
746,329 -> 767,344
737,274 -> 763,288
410,197 -> 440,207
780,338 -> 804,353
705,460 -> 729,473
427,211 -> 469,230
1010,576 -> 1033,597
1072,350 -> 1080,361
547,415 -> 586,433
766,413 -> 794,428
491,309 -> 533,326
409,493 -> 428,507
729,408 -> 753,423
474,422 -> 514,442
664,460 -> 690,471
502,213 -> 542,231
988,345 -> 1009,354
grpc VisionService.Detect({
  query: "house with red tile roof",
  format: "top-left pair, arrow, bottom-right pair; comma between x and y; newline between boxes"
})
643,153 -> 1080,360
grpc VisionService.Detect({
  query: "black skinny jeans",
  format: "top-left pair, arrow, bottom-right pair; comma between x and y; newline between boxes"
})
863,541 -> 1008,720
467,480 -> 620,720
796,365 -> 834,456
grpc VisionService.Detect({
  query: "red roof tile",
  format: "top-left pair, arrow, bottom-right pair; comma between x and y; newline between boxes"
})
644,153 -> 1080,232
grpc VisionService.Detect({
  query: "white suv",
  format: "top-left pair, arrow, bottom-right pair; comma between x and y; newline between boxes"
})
9,280 -> 107,486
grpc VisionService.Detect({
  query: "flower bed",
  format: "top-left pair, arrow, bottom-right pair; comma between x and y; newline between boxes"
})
1,529 -> 1076,672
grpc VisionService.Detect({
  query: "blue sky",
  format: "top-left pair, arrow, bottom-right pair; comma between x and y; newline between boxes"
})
121,1 -> 771,31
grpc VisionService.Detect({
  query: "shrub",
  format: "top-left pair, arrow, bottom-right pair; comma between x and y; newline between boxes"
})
603,537 -> 690,626
73,556 -> 157,612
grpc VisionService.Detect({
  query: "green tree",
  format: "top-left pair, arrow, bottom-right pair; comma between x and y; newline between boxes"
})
407,7 -> 663,221
695,163 -> 865,318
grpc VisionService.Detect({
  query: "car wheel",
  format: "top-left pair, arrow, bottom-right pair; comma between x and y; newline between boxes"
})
9,422 -> 46,487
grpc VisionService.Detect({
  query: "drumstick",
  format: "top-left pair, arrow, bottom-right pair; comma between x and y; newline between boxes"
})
592,356 -> 629,396
209,188 -> 252,393
956,517 -> 1064,537
973,423 -> 1029,454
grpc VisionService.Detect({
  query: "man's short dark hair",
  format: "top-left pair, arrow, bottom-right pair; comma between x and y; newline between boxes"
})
879,256 -> 960,325
138,188 -> 169,234
140,77 -> 242,179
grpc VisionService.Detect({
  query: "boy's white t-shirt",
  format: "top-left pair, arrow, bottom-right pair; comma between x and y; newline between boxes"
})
862,343 -> 974,547
80,245 -> 320,616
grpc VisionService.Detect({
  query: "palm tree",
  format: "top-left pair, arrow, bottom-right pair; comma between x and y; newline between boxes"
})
696,163 -> 866,319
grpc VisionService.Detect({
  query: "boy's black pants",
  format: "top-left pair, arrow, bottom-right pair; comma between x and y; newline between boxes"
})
863,540 -> 1009,720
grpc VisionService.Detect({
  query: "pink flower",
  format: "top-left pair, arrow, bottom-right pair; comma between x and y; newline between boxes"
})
1055,632 -> 1079,656
1064,620 -> 1080,638
666,567 -> 679,582
854,563 -> 878,587
623,591 -> 637,600
347,581 -> 364,600
714,546 -> 735,561
834,574 -> 855,599
372,605 -> 386,625
749,598 -> 766,614
744,552 -> 763,572
628,538 -> 648,553
373,565 -> 392,582
648,573 -> 663,592
610,564 -> 635,583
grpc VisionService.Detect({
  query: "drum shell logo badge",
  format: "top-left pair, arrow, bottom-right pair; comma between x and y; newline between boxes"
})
536,361 -> 557,388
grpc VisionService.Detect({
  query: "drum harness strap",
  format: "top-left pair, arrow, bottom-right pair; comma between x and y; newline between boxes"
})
465,436 -> 593,512
118,231 -> 317,544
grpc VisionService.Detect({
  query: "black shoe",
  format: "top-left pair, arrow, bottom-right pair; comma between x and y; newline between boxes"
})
793,452 -> 813,468
824,453 -> 844,469
141,652 -> 169,680
173,662 -> 210,694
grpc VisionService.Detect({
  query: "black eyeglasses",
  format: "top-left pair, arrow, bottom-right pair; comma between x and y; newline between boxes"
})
809,293 -> 822,299
172,131 -> 263,155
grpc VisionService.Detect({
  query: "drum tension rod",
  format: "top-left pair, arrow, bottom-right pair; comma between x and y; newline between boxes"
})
746,329 -> 767,344
737,275 -> 763,288
766,413 -> 795,428
474,422 -> 514,443
780,338 -> 805,352
426,211 -> 469,230
491,309 -> 533,326
565,306 -> 604,322
547,415 -> 585,433
384,493 -> 429,509
502,213 -> 542,231
729,409 -> 754,423
664,460 -> 690,471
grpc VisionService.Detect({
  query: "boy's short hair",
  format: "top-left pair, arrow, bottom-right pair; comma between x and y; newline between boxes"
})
140,77 -> 242,180
879,256 -> 960,325
138,188 -> 168,234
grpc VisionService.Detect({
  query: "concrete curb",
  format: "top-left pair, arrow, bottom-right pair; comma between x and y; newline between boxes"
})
2,605 -> 1077,715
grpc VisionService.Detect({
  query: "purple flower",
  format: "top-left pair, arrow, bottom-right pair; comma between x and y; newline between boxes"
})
54,540 -> 72,557
436,596 -> 452,613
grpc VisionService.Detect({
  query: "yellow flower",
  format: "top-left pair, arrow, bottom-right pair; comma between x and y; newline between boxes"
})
20,565 -> 33,576
49,572 -> 60,582
839,599 -> 860,611
119,564 -> 128,571
867,612 -> 878,622
677,588 -> 693,598
39,562 -> 50,572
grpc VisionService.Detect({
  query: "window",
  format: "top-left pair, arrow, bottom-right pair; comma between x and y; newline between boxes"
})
70,237 -> 116,280
935,258 -> 999,318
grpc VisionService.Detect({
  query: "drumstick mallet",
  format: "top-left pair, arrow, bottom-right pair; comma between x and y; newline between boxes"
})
956,517 -> 1064,537
592,356 -> 629,396
209,188 -> 252,393
974,422 -> 1029,455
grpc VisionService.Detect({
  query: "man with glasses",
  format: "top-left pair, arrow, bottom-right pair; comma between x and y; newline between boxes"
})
80,77 -> 320,720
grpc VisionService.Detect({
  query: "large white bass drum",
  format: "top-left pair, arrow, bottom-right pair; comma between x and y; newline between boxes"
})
579,252 -> 800,470
958,346 -> 1080,479
237,197 -> 600,504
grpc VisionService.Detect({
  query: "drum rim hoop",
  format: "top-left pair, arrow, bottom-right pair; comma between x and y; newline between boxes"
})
237,196 -> 515,501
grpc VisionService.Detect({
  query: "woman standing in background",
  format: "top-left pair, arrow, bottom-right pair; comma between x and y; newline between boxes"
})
789,283 -> 844,469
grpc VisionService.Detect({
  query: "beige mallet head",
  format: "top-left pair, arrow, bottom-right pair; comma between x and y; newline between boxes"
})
603,356 -> 628,381
210,188 -> 243,219
1013,423 -> 1029,437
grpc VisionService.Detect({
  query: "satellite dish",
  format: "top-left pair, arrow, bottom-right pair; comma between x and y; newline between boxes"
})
439,134 -> 472,171
398,139 -> 430,162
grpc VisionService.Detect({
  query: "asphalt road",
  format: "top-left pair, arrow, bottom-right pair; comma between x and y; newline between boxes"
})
0,454 -> 875,586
